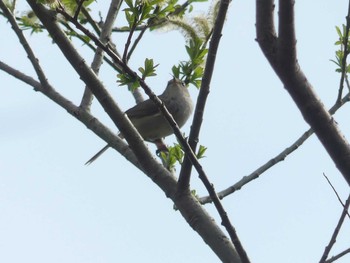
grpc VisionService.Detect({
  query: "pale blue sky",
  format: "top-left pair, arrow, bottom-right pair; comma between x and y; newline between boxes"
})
1,1 -> 350,263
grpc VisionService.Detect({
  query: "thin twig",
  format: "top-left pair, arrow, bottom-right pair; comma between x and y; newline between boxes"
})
323,173 -> 350,218
319,194 -> 350,263
81,5 -> 101,35
122,21 -> 137,62
0,0 -> 49,87
127,25 -> 148,62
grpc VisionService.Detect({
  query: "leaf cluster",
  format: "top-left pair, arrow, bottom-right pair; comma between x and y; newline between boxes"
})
172,37 -> 207,88
168,0 -> 219,87
118,58 -> 158,91
160,142 -> 207,169
331,25 -> 350,73
123,0 -> 178,30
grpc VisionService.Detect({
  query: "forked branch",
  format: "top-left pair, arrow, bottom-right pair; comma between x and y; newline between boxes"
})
256,0 -> 350,185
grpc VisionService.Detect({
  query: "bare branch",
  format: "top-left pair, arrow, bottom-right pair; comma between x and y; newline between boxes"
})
80,6 -> 101,35
323,173 -> 350,218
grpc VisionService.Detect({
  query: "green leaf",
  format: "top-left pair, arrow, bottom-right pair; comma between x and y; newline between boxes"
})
138,58 -> 158,79
125,0 -> 134,8
172,65 -> 180,78
335,26 -> 342,38
160,143 -> 186,169
117,73 -> 140,91
196,145 -> 207,159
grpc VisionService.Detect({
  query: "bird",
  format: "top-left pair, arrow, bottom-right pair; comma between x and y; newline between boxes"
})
85,78 -> 193,164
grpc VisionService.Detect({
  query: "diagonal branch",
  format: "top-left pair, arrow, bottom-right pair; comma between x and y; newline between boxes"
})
0,60 -> 141,169
199,92 -> 350,204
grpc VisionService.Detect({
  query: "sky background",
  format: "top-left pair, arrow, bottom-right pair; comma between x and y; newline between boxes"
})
1,1 -> 350,263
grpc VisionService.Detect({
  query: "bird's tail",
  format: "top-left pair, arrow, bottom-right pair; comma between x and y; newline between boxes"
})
85,145 -> 110,165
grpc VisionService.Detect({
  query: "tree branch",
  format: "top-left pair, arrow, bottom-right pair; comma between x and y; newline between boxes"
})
80,0 -> 123,111
256,0 -> 350,185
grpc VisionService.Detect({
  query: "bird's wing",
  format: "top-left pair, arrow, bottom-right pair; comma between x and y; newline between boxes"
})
125,99 -> 162,119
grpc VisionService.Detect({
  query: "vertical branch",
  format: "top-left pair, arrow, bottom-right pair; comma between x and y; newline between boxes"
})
175,0 -> 250,261
278,0 -> 296,68
123,22 -> 137,63
255,0 -> 277,63
178,0 -> 230,189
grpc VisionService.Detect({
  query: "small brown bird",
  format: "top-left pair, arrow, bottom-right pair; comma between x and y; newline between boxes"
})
85,78 -> 193,164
